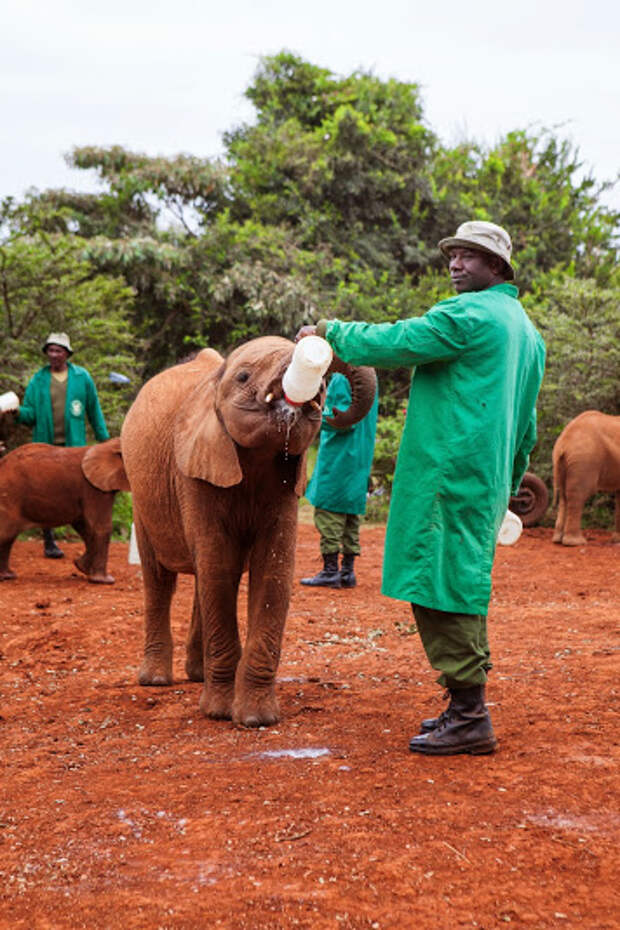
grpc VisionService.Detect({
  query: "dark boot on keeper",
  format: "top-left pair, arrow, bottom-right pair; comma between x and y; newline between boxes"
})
339,553 -> 357,588
409,685 -> 497,755
300,552 -> 342,588
43,528 -> 64,559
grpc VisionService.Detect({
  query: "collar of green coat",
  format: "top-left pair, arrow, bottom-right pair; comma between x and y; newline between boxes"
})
486,282 -> 519,298
43,361 -> 80,375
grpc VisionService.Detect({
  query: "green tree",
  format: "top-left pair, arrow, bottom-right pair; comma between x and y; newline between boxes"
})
4,51 -> 618,530
432,129 -> 619,289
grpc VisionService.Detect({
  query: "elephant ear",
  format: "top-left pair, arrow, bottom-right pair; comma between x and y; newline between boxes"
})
82,438 -> 130,491
174,378 -> 242,487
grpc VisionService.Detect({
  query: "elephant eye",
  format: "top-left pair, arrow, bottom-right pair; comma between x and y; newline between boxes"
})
236,371 -> 250,384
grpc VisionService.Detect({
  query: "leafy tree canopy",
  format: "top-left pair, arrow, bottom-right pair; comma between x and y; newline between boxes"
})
2,50 -> 618,518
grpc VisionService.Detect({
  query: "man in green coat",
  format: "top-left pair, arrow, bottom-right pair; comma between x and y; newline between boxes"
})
17,332 -> 110,558
297,221 -> 545,756
301,372 -> 378,588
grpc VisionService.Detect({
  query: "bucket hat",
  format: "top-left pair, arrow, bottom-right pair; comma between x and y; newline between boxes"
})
438,221 -> 515,280
42,332 -> 73,356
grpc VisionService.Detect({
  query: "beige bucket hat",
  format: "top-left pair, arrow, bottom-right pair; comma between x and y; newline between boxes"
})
438,221 -> 515,280
42,332 -> 73,355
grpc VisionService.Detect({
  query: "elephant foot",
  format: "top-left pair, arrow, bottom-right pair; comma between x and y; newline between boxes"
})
232,690 -> 280,728
73,554 -> 90,576
552,531 -> 563,544
87,573 -> 115,585
562,534 -> 587,546
0,568 -> 16,581
612,533 -> 620,544
138,656 -> 173,687
199,684 -> 234,720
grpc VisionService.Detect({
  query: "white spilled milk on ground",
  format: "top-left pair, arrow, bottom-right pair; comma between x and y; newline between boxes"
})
497,509 -> 522,546
0,391 -> 19,413
128,523 -> 141,564
282,336 -> 333,404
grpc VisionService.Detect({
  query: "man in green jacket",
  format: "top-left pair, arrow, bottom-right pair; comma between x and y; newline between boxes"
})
17,332 -> 110,558
297,221 -> 546,756
301,372 -> 378,588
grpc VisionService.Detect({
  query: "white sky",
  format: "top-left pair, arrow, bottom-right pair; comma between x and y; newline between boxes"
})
2,0 -> 618,209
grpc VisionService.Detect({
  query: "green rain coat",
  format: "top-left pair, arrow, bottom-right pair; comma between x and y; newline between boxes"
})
306,373 -> 379,515
17,363 -> 109,446
320,283 -> 546,615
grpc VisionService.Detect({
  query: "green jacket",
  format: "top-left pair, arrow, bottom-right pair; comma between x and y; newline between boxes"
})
306,373 -> 379,515
320,283 -> 546,614
17,363 -> 109,446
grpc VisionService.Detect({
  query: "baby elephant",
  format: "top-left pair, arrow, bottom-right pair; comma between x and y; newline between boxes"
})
553,410 -> 620,546
0,439 -> 129,583
122,336 -> 377,727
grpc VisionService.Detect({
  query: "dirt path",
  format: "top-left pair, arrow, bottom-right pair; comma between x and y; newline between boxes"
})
1,526 -> 618,929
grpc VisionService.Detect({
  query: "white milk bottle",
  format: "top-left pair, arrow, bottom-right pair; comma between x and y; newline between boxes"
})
282,336 -> 333,404
497,509 -> 523,545
0,391 -> 19,413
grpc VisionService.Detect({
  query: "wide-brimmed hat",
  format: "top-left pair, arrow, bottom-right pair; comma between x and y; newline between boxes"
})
42,332 -> 73,356
438,221 -> 515,280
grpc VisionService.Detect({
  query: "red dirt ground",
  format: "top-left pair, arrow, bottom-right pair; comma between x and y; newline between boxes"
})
0,525 -> 618,929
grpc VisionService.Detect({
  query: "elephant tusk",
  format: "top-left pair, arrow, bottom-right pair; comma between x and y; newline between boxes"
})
309,400 -> 321,413
265,393 -> 273,404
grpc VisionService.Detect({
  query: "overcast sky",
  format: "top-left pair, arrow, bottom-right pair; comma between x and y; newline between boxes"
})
2,0 -> 618,210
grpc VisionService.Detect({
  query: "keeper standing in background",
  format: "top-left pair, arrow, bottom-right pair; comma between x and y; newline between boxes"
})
301,371 -> 378,588
17,332 -> 110,559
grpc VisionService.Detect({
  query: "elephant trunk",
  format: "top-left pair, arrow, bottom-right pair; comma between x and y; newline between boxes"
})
324,356 -> 377,429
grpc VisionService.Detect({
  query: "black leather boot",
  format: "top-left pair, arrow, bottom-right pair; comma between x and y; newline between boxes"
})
340,553 -> 357,588
43,528 -> 64,559
409,685 -> 497,755
300,552 -> 341,588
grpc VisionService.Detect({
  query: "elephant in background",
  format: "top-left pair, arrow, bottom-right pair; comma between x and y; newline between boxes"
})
552,411 -> 620,546
121,336 -> 377,727
0,438 -> 130,582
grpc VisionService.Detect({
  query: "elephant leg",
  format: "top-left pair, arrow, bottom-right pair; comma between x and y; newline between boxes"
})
72,518 -> 92,575
138,526 -> 178,686
613,491 -> 620,544
0,534 -> 18,581
561,473 -> 591,546
85,531 -> 113,584
73,517 -> 114,584
552,491 -> 566,544
193,542 -> 243,720
185,591 -> 204,682
233,508 -> 297,727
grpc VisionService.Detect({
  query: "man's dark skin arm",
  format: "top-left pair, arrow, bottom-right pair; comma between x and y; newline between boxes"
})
295,324 -> 318,342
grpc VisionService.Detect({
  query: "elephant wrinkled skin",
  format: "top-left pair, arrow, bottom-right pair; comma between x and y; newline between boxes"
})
0,439 -> 129,583
552,410 -> 620,546
121,336 -> 376,727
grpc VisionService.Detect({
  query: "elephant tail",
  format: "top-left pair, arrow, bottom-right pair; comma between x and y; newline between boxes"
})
552,446 -> 565,509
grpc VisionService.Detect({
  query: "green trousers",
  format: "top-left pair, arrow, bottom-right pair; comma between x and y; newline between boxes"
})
314,508 -> 361,556
411,603 -> 492,690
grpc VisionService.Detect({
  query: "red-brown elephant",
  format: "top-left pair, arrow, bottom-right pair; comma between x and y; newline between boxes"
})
552,411 -> 620,546
0,439 -> 129,583
121,336 -> 376,728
